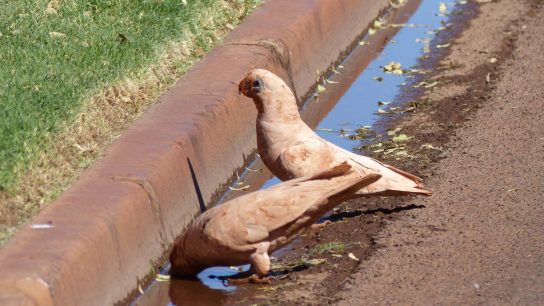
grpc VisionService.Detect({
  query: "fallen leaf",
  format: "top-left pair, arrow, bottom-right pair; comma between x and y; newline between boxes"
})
436,43 -> 450,48
383,61 -> 402,72
155,274 -> 171,282
489,57 -> 498,63
49,31 -> 66,38
392,134 -> 410,142
245,166 -> 262,172
415,38 -> 431,43
374,19 -> 385,28
389,0 -> 407,8
439,2 -> 447,14
45,1 -> 59,14
31,224 -> 54,229
421,143 -> 435,149
317,84 -> 326,93
348,253 -> 359,261
424,81 -> 438,88
394,150 -> 409,157
229,185 -> 250,191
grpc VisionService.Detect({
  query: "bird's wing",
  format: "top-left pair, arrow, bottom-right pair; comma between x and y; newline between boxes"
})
209,164 -> 356,247
199,187 -> 311,249
279,137 -> 341,177
239,192 -> 315,244
240,163 -> 375,245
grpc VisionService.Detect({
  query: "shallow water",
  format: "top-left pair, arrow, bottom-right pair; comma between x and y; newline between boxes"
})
132,0 -> 467,304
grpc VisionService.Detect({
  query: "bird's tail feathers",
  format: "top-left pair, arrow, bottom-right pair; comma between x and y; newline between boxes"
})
382,163 -> 423,183
374,183 -> 432,196
286,161 -> 351,185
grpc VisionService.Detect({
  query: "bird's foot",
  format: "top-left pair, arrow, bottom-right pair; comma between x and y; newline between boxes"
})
249,274 -> 274,284
311,220 -> 332,230
226,274 -> 274,285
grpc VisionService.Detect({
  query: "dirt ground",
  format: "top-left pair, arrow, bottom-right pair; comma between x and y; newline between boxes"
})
338,0 -> 544,304
215,0 -> 544,305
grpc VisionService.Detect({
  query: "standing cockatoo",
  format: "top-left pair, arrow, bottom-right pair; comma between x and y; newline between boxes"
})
239,69 -> 431,197
170,163 -> 380,282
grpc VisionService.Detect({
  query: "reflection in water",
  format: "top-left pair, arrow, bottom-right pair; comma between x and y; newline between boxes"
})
197,265 -> 250,291
168,278 -> 230,306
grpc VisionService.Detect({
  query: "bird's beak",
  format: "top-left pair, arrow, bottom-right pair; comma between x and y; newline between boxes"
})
238,78 -> 252,97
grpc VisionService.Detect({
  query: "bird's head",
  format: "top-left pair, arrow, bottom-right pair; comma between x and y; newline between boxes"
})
238,70 -> 265,98
238,69 -> 299,117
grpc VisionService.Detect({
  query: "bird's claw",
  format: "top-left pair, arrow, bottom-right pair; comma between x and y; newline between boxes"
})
249,274 -> 274,284
311,220 -> 332,229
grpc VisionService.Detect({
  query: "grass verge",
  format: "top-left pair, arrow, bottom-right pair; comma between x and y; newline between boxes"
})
0,0 -> 260,244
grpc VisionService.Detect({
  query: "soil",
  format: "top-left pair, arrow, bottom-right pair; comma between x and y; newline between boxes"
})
208,0 -> 544,304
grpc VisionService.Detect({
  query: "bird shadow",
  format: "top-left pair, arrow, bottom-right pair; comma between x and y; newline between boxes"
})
324,203 -> 426,223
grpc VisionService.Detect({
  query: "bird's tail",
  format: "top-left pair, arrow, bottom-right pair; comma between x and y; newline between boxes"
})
293,162 -> 383,202
349,158 -> 432,196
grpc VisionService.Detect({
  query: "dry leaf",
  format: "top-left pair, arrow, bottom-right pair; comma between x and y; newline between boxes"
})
393,134 -> 410,142
155,274 -> 171,282
45,1 -> 59,14
348,253 -> 359,261
49,31 -> 66,38
439,2 -> 447,14
229,185 -> 250,191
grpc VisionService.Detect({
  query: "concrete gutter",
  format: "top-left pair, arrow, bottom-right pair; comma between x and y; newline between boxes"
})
0,1 -> 393,305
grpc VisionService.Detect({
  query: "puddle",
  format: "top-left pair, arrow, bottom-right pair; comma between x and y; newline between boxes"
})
131,0 -> 471,304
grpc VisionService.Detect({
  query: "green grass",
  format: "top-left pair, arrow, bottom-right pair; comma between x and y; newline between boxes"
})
309,241 -> 356,255
0,0 -> 258,192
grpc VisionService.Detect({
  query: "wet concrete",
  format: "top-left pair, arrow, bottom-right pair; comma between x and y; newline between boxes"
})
128,0 -> 478,305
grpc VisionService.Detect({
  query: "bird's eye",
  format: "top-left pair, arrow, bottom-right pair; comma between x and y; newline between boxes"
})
252,78 -> 263,93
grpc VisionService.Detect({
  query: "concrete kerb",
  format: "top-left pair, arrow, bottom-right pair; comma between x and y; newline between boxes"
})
0,0 -> 391,305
